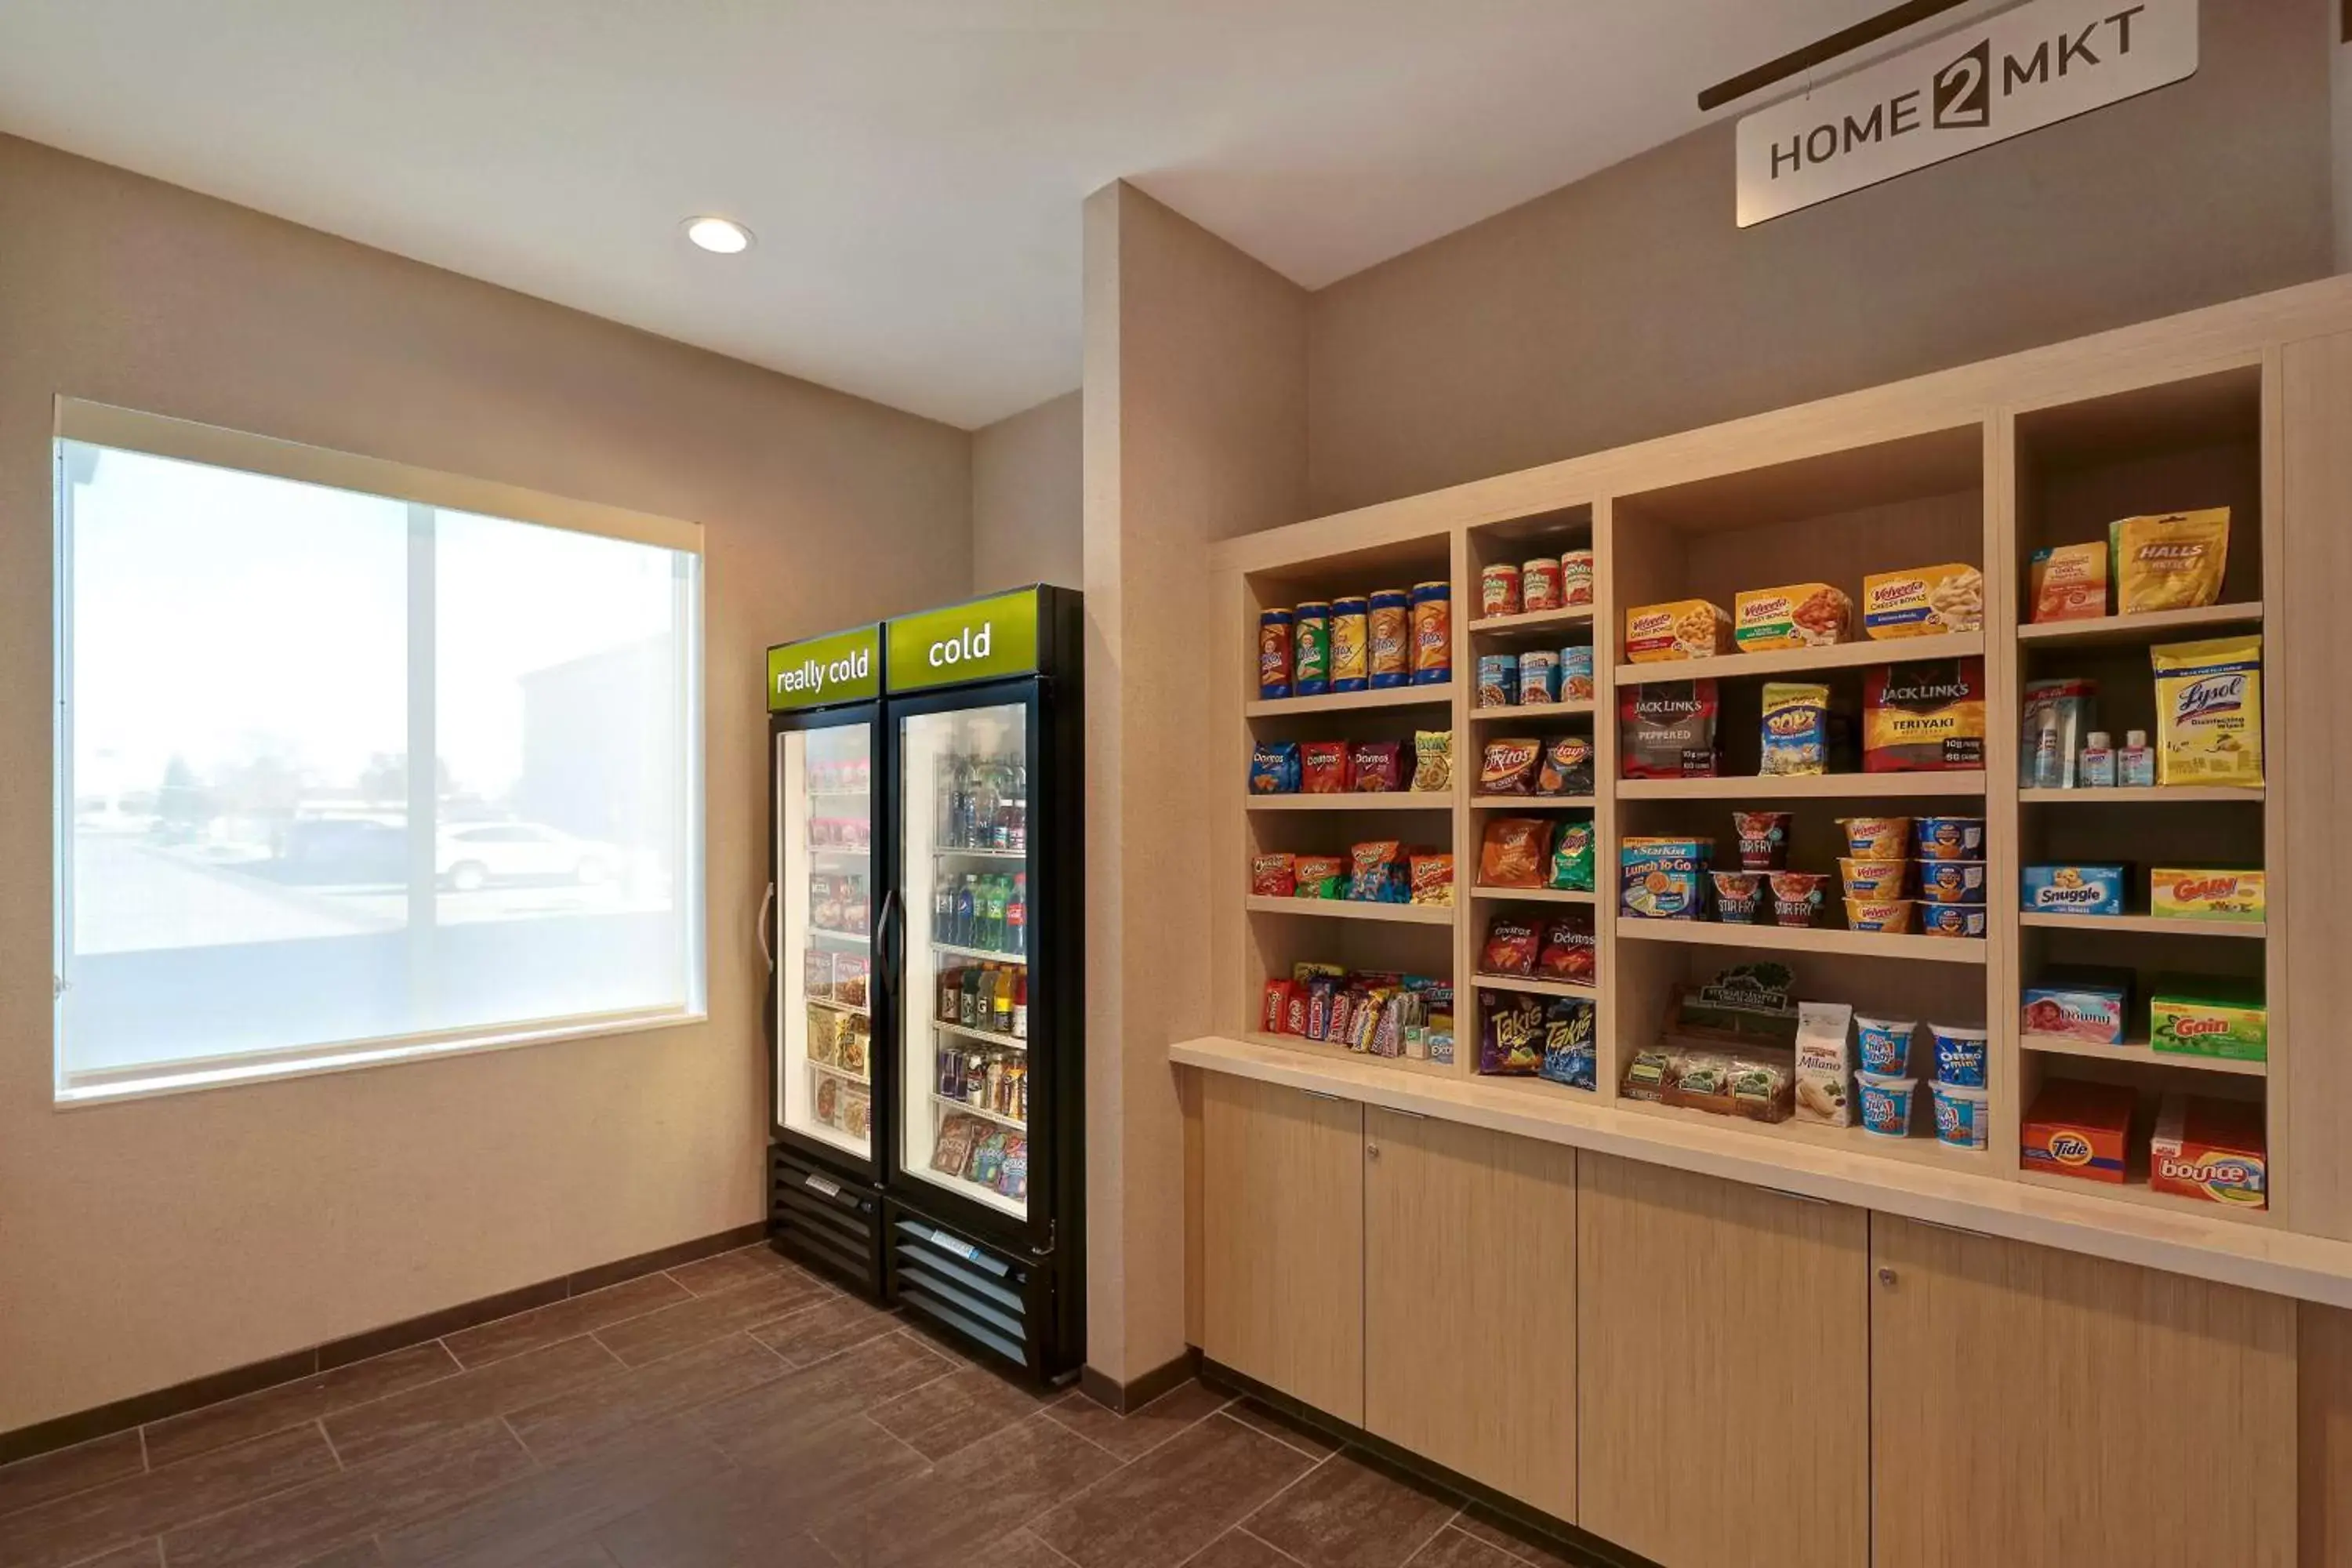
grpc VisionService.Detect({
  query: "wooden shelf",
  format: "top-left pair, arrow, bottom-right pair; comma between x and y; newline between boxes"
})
1247,684 -> 1456,718
2018,912 -> 2266,938
1617,771 -> 1987,800
1471,974 -> 1598,1000
1613,630 -> 1983,686
1614,1096 -> 1989,1171
1240,1030 -> 1459,1077
2022,1032 -> 2266,1077
1613,918 -> 1988,964
1244,895 -> 1455,926
1469,702 -> 1595,723
1472,885 -> 1596,904
2020,785 -> 2263,804
2015,1167 -> 2276,1227
1244,793 -> 1450,811
1468,604 -> 1597,635
2016,602 -> 2264,646
1472,795 -> 1596,810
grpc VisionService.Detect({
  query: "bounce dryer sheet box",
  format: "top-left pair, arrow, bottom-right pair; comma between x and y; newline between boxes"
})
2148,1094 -> 2267,1210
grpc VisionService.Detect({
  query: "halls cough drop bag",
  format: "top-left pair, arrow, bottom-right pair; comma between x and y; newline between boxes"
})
2111,509 -> 2230,615
2151,634 -> 2263,787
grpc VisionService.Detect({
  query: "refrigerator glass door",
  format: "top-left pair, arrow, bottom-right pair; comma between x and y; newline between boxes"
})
775,720 -> 877,1160
897,701 -> 1032,1221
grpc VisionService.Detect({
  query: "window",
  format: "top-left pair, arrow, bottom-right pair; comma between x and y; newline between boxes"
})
53,403 -> 705,1101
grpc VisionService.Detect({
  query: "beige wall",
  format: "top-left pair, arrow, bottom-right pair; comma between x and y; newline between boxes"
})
0,136 -> 974,1432
1083,182 -> 1306,1384
1306,0 -> 2339,516
973,390 -> 1083,593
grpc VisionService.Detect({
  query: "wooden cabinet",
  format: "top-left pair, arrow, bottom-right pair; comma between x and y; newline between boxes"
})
1363,1109 -> 1577,1522
1871,1216 -> 2296,1568
1576,1155 -> 1870,1568
1199,1073 -> 1364,1422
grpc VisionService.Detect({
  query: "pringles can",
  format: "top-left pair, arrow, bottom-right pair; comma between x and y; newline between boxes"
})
1257,608 -> 1294,699
1479,563 -> 1522,619
1293,601 -> 1332,697
1409,581 -> 1451,685
1367,589 -> 1411,688
1330,597 -> 1370,692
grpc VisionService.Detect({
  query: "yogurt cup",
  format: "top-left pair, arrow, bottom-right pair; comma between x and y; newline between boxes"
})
1914,815 -> 1987,862
1711,871 -> 1766,924
1733,811 -> 1793,871
1857,1073 -> 1918,1138
1854,1015 -> 1916,1076
1930,1025 -> 1990,1088
1915,860 -> 1987,906
1838,858 -> 1907,899
1932,1082 -> 1990,1149
1768,870 -> 1830,928
1838,816 -> 1912,858
1846,897 -> 1918,933
1920,905 -> 1990,939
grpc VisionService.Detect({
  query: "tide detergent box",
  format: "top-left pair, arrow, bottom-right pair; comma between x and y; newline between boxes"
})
2021,1079 -> 2135,1185
2149,1094 -> 2267,1210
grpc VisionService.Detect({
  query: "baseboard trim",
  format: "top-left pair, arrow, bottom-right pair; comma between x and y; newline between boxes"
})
1196,1356 -> 1662,1568
1077,1347 -> 1199,1414
0,1219 -> 769,1469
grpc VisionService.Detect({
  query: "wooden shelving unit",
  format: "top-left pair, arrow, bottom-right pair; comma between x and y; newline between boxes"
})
2015,601 -> 2263,645
1244,793 -> 1450,811
1468,702 -> 1595,724
1243,895 -> 1455,926
1618,771 -> 1987,800
1245,684 -> 1456,719
1470,973 -> 1597,1000
2020,785 -> 2263,804
1473,886 -> 1595,905
2016,912 -> 2265,938
2020,1032 -> 2266,1077
1614,920 -> 1988,965
1611,630 -> 1984,686
1471,794 -> 1595,810
1468,604 -> 1596,636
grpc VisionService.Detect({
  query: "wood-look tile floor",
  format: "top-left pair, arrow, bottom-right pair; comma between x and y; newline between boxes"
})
0,1246 -> 1583,1568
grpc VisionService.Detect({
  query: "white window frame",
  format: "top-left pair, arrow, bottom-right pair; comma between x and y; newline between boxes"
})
51,398 -> 708,1105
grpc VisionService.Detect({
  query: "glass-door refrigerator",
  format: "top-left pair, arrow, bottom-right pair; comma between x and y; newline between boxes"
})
879,586 -> 1084,1382
764,622 -> 889,1294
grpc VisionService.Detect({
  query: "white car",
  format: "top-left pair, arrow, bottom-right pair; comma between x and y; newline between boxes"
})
436,823 -> 616,892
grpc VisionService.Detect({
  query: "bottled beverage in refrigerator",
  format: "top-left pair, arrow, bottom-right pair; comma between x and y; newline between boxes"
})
1013,972 -> 1027,1040
1007,873 -> 1026,956
986,875 -> 1009,953
955,875 -> 977,948
992,969 -> 1014,1033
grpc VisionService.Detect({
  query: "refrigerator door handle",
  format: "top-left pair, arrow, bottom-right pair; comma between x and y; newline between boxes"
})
876,887 -> 902,998
756,882 -> 776,971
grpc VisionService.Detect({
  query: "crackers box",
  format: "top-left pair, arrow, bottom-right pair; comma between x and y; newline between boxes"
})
2020,1079 -> 2135,1185
1862,563 -> 1984,639
2149,975 -> 2268,1062
1733,584 -> 1851,652
1624,599 -> 1732,663
2149,1094 -> 2267,1209
2150,868 -> 2265,924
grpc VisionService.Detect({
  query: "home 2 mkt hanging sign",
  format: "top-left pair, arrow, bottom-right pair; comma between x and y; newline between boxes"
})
1735,0 -> 2196,227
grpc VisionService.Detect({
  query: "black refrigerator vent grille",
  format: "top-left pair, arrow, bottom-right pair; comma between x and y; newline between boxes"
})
770,1146 -> 882,1294
891,1218 -> 1036,1368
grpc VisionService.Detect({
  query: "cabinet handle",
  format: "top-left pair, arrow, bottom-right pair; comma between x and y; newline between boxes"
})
1878,1267 -> 1898,1289
1367,1143 -> 1382,1160
1382,1107 -> 1428,1121
1300,1089 -> 1341,1103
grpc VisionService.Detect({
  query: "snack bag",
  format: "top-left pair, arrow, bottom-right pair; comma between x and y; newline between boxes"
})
1352,740 -> 1409,792
1261,979 -> 1294,1033
1759,682 -> 1837,775
1793,1000 -> 1855,1127
1536,735 -> 1595,797
1250,852 -> 1297,898
1408,851 -> 1455,906
1548,820 -> 1595,892
1348,840 -> 1407,902
1410,731 -> 1454,793
1537,913 -> 1596,983
1538,1000 -> 1597,1090
2112,510 -> 2229,615
1292,855 -> 1348,899
1864,659 -> 1985,772
1479,817 -> 1551,888
1621,837 -> 1711,920
1300,741 -> 1352,793
2030,541 -> 2108,622
1250,740 -> 1301,794
1619,681 -> 1721,779
1479,991 -> 1545,1075
1480,915 -> 1538,976
2152,635 -> 2263,786
1480,738 -> 1541,797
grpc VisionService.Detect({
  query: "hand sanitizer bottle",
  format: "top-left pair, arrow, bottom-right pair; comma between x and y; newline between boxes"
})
2118,729 -> 2155,788
2080,731 -> 2117,788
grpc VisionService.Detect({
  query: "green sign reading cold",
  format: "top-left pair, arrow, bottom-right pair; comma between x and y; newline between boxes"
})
767,623 -> 882,711
887,587 -> 1041,692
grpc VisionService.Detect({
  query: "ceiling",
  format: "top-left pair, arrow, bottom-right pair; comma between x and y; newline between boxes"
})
0,2 -> 1979,428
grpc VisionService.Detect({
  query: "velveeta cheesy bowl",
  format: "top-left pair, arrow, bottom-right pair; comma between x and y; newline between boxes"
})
1837,816 -> 1911,858
1846,897 -> 1917,933
1837,858 -> 1907,898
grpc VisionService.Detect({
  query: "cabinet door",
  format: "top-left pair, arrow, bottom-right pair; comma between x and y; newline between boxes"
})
1365,1109 -> 1577,1522
1871,1215 -> 2295,1568
1200,1075 -> 1363,1423
1577,1155 -> 1868,1568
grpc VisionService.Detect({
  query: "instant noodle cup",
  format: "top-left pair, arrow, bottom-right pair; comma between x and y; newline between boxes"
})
1857,1073 -> 1919,1138
1837,858 -> 1907,898
1932,1082 -> 1990,1149
1845,897 -> 1917,933
1837,816 -> 1911,858
1916,860 -> 1987,905
1768,870 -> 1829,927
1920,905 -> 1989,939
1929,1025 -> 1990,1088
1853,1016 -> 1915,1076
1913,815 -> 1986,861
1711,871 -> 1765,924
1733,811 -> 1792,871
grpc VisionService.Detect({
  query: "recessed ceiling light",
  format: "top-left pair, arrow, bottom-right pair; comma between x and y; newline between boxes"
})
684,216 -> 753,255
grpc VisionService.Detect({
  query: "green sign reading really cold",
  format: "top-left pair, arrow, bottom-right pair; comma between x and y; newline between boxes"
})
887,587 -> 1040,692
768,623 -> 882,711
